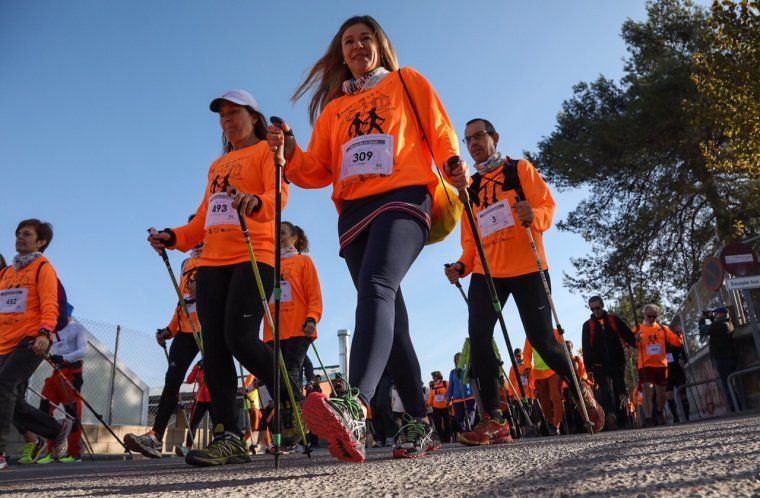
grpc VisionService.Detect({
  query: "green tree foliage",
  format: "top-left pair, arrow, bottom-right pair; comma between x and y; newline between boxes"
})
528,0 -> 759,306
692,0 -> 759,236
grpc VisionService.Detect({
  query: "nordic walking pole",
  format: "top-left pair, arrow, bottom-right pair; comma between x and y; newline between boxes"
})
497,364 -> 539,437
235,206 -> 311,464
310,341 -> 336,396
448,157 -> 531,407
444,264 -> 539,435
147,228 -> 204,355
56,372 -> 97,461
43,356 -> 133,458
27,386 -> 95,460
272,114 -> 285,467
444,264 -> 469,304
514,186 -> 594,433
159,341 -> 195,449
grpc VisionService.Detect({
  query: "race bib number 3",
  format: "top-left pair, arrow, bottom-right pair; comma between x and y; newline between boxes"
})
477,199 -> 516,238
205,192 -> 237,228
0,288 -> 28,314
646,343 -> 663,356
340,134 -> 394,180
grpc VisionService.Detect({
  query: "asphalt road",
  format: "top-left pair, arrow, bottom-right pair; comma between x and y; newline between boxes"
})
2,414 -> 759,497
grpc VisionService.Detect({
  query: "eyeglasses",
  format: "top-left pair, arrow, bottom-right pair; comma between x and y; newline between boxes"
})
590,306 -> 603,311
462,130 -> 491,144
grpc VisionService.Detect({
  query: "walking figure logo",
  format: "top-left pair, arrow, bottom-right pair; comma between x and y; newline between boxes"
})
210,174 -> 231,194
348,107 -> 386,138
349,113 -> 367,137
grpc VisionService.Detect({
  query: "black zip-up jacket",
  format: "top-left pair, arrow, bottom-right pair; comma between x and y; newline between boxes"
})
581,311 -> 636,374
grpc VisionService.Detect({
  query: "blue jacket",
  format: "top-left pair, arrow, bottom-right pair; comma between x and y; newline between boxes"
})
447,368 -> 473,402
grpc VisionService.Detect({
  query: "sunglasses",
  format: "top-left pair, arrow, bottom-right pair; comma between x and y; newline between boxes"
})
590,306 -> 603,311
646,314 -> 657,319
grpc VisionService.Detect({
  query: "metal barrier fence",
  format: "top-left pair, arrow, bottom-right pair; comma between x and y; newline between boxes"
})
671,235 -> 760,413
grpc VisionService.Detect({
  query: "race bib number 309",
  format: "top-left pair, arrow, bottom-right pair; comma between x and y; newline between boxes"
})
340,134 -> 394,180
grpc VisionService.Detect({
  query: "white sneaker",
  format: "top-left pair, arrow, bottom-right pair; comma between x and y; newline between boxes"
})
51,418 -> 73,459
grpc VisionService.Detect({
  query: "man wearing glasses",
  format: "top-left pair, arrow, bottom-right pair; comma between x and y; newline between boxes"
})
444,118 -> 604,444
581,296 -> 636,429
635,304 -> 683,426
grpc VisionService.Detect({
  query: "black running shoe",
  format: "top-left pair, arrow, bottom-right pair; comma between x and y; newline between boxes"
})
185,424 -> 251,467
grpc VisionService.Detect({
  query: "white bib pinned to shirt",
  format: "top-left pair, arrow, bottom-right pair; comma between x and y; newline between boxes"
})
340,134 -> 394,180
646,343 -> 663,356
205,192 -> 237,228
477,199 -> 516,238
0,288 -> 28,314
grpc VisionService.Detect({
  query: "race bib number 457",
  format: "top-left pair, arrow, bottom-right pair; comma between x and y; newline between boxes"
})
340,134 -> 394,180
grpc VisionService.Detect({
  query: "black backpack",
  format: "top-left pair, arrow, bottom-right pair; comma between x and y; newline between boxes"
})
467,158 -> 524,206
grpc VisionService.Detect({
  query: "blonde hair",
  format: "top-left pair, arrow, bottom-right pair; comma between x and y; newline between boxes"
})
642,303 -> 660,317
291,15 -> 400,124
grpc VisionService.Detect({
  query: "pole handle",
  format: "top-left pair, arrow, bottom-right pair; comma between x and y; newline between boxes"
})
444,263 -> 464,290
270,116 -> 287,168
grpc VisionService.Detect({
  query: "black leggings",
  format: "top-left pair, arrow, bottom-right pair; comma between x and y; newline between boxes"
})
343,210 -> 428,418
468,272 -> 572,416
197,262 -> 300,437
153,332 -> 199,440
280,336 -> 311,387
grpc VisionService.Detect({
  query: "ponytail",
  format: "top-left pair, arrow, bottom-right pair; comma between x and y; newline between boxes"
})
282,221 -> 310,253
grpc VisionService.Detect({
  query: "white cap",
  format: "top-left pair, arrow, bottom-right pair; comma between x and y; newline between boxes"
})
209,89 -> 261,113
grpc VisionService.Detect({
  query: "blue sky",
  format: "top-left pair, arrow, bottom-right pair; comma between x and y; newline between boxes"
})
2,1 -> 675,386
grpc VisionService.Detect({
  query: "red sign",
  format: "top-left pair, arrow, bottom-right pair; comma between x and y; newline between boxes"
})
720,243 -> 760,276
701,257 -> 725,292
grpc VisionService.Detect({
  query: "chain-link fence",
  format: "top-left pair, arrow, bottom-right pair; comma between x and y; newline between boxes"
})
26,317 -> 183,428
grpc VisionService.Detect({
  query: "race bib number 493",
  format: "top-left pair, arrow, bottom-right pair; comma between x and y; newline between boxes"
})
205,192 -> 237,228
340,134 -> 394,180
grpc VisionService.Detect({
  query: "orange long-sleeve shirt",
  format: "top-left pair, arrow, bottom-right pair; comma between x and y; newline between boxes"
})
263,253 -> 323,343
0,257 -> 60,355
508,363 -> 535,400
170,141 -> 288,268
636,323 -> 683,369
458,159 -> 555,278
523,329 -> 563,381
166,257 -> 201,337
285,67 -> 459,212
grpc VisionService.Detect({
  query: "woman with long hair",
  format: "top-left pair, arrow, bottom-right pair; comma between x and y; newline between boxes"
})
147,90 -> 299,467
267,15 -> 467,462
